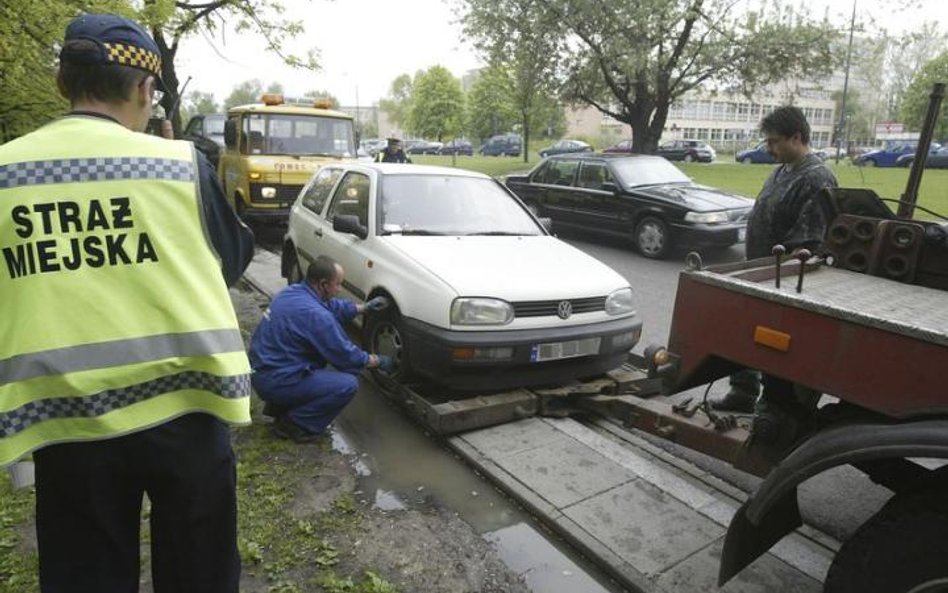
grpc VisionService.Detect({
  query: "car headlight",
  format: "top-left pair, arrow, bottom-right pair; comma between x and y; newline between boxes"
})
450,298 -> 514,325
684,211 -> 729,224
605,287 -> 636,316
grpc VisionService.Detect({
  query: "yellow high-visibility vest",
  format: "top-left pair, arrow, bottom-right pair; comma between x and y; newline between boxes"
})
0,115 -> 251,466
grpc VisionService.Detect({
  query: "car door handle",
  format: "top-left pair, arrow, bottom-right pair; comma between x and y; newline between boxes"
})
313,228 -> 323,237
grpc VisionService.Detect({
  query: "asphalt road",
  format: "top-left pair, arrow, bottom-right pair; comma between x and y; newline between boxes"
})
247,219 -> 893,545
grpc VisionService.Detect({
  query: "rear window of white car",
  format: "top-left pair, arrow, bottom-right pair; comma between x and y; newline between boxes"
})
379,175 -> 543,236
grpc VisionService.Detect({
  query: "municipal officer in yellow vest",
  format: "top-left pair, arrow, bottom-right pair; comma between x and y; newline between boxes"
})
0,13 -> 254,593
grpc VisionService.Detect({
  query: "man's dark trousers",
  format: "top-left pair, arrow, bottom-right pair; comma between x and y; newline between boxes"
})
33,413 -> 240,593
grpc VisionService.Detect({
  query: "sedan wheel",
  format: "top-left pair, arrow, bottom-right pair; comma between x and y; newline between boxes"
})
635,216 -> 670,259
684,153 -> 695,163
741,156 -> 753,165
365,308 -> 414,384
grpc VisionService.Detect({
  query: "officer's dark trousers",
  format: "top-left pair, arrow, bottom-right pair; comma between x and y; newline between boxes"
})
252,368 -> 359,435
33,413 -> 239,593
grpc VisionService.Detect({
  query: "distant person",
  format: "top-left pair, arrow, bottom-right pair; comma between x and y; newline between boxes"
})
712,105 -> 838,414
249,256 -> 394,442
0,12 -> 255,593
376,136 -> 412,163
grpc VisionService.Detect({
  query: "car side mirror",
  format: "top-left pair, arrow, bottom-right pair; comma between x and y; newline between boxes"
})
333,214 -> 368,239
538,217 -> 553,232
602,181 -> 620,194
224,120 -> 237,148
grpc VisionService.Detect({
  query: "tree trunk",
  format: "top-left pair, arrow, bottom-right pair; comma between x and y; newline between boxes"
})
522,109 -> 530,164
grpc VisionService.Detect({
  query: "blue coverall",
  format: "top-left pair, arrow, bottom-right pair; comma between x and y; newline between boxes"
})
249,282 -> 369,434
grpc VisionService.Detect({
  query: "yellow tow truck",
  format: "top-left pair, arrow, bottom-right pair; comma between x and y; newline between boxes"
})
219,94 -> 357,220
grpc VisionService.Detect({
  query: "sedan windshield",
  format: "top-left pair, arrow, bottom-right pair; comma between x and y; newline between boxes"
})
379,175 -> 543,236
609,157 -> 692,187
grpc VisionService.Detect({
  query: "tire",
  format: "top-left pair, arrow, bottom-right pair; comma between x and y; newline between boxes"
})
683,153 -> 695,163
234,194 -> 246,219
741,156 -> 753,165
634,216 -> 670,259
363,306 -> 414,384
824,486 -> 948,593
284,245 -> 303,285
863,159 -> 877,167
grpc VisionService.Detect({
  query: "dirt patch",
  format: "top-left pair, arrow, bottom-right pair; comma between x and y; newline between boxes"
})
230,282 -> 530,593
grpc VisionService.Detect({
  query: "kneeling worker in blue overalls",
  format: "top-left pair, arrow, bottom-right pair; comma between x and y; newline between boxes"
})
249,255 -> 393,442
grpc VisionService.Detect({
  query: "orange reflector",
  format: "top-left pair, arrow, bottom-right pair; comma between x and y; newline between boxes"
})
451,347 -> 476,361
754,326 -> 791,352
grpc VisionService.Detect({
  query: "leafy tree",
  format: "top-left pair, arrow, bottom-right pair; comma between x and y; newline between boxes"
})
303,89 -> 339,107
466,64 -> 517,140
884,22 -> 948,119
408,65 -> 465,141
900,50 -> 948,140
139,0 -> 321,135
0,0 -> 130,141
530,94 -> 566,140
460,0 -> 561,161
379,73 -> 415,133
463,0 -> 840,154
223,79 -> 264,110
180,90 -> 219,122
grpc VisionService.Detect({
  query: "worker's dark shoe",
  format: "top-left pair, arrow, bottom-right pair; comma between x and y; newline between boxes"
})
272,416 -> 320,444
710,388 -> 757,414
261,401 -> 285,418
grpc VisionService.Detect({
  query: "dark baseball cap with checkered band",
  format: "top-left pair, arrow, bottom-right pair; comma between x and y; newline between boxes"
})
60,13 -> 167,92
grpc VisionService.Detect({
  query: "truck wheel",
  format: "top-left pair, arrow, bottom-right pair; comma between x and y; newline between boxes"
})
634,216 -> 670,259
234,195 -> 246,219
364,306 -> 414,385
284,248 -> 303,285
823,486 -> 948,593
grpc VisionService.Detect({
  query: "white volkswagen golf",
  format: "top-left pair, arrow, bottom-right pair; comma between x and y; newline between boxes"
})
282,163 -> 642,391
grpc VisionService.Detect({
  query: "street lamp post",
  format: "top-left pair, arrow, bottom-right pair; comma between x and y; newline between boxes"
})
835,0 -> 857,164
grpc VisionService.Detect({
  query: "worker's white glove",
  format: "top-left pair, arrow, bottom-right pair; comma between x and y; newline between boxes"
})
364,296 -> 390,312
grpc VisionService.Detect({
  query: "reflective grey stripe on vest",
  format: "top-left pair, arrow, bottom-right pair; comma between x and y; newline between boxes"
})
0,156 -> 194,189
0,371 -> 250,438
0,329 -> 246,387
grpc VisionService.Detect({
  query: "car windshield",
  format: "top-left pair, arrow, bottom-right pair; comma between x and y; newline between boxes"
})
609,157 -> 692,187
379,174 -> 543,236
244,113 -> 356,157
205,117 -> 226,136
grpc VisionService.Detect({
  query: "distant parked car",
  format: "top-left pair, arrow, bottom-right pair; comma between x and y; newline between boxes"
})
539,139 -> 593,158
603,139 -> 635,154
439,139 -> 474,155
505,153 -> 753,259
853,143 -> 919,167
479,134 -> 522,156
896,145 -> 948,169
406,140 -> 443,155
735,142 -> 775,164
181,113 -> 226,168
361,138 -> 387,156
656,139 -> 716,163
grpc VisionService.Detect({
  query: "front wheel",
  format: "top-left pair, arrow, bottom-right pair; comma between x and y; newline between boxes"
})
741,156 -> 753,165
234,194 -> 246,219
683,153 -> 695,163
824,485 -> 948,593
364,307 -> 414,385
634,216 -> 670,259
862,159 -> 877,167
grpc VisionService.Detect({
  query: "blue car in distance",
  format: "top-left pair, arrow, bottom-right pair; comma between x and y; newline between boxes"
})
735,142 -> 775,164
853,143 -> 919,167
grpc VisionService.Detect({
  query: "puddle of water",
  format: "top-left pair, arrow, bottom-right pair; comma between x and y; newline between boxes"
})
330,381 -> 625,593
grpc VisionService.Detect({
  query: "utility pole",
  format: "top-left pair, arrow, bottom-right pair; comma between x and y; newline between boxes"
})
835,0 -> 857,164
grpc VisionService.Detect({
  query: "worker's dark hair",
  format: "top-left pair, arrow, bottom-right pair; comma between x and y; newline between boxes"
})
306,255 -> 339,284
58,39 -> 148,104
760,105 -> 811,145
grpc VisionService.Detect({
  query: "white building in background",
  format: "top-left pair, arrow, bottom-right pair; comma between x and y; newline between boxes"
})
566,84 -> 837,152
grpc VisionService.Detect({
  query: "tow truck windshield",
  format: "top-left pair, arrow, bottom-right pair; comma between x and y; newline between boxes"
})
242,113 -> 355,158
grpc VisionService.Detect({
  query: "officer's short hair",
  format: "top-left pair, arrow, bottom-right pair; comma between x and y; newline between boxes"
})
58,41 -> 148,104
761,106 -> 811,145
306,255 -> 340,284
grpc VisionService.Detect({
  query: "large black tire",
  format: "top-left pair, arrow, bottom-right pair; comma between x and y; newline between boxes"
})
284,246 -> 303,285
363,306 -> 414,385
634,216 -> 670,259
824,485 -> 948,593
234,194 -> 247,219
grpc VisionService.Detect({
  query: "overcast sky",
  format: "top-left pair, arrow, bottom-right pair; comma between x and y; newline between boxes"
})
175,0 -> 948,109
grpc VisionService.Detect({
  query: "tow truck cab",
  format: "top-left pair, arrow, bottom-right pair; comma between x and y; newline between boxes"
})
219,94 -> 357,220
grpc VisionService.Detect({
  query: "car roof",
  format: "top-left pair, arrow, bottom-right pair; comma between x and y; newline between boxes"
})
345,163 -> 492,179
546,152 -> 666,163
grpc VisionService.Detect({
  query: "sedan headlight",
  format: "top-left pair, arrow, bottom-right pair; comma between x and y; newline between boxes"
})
605,287 -> 636,316
684,211 -> 729,224
451,298 -> 514,326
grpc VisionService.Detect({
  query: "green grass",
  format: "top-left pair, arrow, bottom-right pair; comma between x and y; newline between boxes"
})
411,153 -> 948,221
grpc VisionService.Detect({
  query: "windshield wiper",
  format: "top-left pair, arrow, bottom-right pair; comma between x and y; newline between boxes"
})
382,229 -> 448,236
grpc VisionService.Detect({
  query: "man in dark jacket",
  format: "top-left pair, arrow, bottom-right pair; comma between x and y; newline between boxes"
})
713,106 -> 838,413
249,256 -> 393,442
375,136 -> 412,163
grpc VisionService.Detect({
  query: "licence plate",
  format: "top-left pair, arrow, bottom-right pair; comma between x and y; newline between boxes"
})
531,337 -> 601,362
738,227 -> 747,242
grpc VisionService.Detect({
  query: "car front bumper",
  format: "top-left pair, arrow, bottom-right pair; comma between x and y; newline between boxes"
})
401,314 -> 643,391
672,222 -> 746,248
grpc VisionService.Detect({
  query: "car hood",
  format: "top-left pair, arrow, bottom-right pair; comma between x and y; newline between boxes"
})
631,184 -> 753,211
382,235 -> 628,300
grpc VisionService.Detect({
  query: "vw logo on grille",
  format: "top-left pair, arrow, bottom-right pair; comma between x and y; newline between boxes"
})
556,300 -> 573,319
